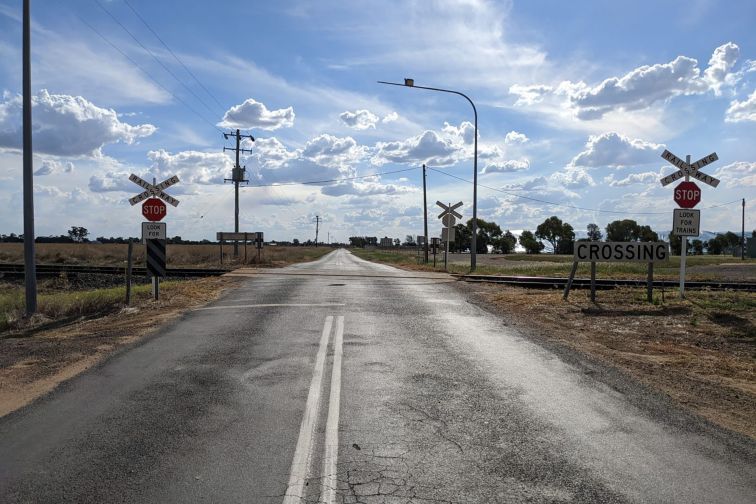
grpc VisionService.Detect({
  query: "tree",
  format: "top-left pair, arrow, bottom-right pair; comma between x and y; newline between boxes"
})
586,223 -> 602,241
519,230 -> 544,254
292,238 -> 300,246
535,216 -> 575,254
605,219 -> 657,242
691,239 -> 704,255
67,226 -> 89,243
496,230 -> 518,254
393,238 -> 401,247
471,218 -> 503,254
453,223 -> 471,252
404,235 -> 416,246
669,232 -> 682,255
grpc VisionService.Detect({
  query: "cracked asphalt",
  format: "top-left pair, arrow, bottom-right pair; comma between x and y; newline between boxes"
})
1,249 -> 754,503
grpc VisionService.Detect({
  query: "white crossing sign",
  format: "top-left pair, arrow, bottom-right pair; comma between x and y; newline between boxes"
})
128,174 -> 181,207
672,209 -> 700,237
574,242 -> 669,263
660,150 -> 719,188
142,222 -> 166,241
436,201 -> 463,220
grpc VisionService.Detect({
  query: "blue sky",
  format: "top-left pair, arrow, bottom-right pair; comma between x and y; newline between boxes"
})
0,0 -> 754,242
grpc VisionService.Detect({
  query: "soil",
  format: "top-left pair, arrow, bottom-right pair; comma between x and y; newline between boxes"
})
0,276 -> 241,418
458,282 -> 756,440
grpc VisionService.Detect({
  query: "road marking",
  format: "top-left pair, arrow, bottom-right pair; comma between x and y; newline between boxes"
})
197,303 -> 345,310
320,315 -> 344,504
282,316 -> 333,503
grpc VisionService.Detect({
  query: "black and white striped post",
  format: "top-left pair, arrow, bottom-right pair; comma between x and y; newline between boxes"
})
146,239 -> 166,300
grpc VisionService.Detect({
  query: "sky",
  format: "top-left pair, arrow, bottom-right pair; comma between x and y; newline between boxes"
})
0,0 -> 754,243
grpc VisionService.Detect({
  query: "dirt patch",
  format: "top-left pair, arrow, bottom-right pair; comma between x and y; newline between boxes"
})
461,283 -> 756,439
0,276 -> 242,417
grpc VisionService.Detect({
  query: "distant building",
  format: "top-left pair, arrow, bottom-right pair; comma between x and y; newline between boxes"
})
379,237 -> 393,248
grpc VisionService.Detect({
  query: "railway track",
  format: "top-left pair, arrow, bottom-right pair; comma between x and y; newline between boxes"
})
0,263 -> 230,279
461,274 -> 756,292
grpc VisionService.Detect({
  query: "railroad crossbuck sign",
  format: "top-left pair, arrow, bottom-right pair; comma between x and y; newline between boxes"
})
128,174 -> 181,207
659,150 -> 719,188
437,201 -> 463,220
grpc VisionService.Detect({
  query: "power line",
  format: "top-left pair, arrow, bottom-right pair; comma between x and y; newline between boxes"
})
245,166 -> 421,188
93,0 -> 222,120
122,0 -> 226,111
77,15 -> 224,134
429,167 -> 742,216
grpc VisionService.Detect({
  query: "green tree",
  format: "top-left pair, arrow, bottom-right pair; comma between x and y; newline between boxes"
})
535,216 -> 575,254
519,230 -> 544,254
404,235 -> 416,246
587,223 -> 602,241
691,239 -> 704,255
669,232 -> 682,255
453,223 -> 471,252
605,219 -> 657,242
495,230 -> 518,254
67,226 -> 89,243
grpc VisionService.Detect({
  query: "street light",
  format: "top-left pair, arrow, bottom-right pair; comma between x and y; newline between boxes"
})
378,78 -> 479,271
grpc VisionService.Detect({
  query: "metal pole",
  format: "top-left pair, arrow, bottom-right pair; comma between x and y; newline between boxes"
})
445,236 -> 449,270
742,198 -> 746,260
590,261 -> 596,302
423,164 -> 429,264
377,80 -> 478,271
234,130 -> 240,258
22,0 -> 37,315
647,262 -> 653,303
126,240 -> 133,305
680,155 -> 691,299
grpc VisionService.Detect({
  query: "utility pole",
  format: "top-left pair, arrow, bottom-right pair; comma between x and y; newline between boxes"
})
422,164 -> 429,264
223,128 -> 254,257
22,0 -> 37,315
742,198 -> 746,260
314,215 -> 321,246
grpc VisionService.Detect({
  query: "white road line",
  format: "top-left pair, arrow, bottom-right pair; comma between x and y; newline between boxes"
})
282,316 -> 333,504
320,315 -> 344,504
197,303 -> 345,310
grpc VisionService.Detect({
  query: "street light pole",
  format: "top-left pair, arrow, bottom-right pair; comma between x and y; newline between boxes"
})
378,79 -> 479,271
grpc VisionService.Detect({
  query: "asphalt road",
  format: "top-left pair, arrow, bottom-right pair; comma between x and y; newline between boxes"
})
1,249 -> 754,503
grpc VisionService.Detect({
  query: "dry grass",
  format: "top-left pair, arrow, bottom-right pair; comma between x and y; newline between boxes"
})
0,243 -> 333,268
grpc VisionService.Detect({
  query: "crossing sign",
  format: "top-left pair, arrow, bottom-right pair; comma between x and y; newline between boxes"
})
437,201 -> 463,220
128,174 -> 181,207
660,150 -> 719,188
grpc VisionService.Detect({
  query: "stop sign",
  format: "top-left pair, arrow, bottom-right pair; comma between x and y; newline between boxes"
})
673,181 -> 701,209
142,198 -> 167,221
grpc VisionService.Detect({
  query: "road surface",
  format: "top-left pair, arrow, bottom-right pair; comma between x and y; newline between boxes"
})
1,249 -> 754,503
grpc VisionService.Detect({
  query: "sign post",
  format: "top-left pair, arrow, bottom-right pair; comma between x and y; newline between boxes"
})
660,150 -> 719,299
128,174 -> 180,301
437,201 -> 462,271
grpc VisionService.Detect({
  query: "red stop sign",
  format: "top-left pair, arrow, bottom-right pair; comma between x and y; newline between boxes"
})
673,181 -> 701,209
142,198 -> 167,221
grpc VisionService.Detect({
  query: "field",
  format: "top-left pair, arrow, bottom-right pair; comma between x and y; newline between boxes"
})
351,248 -> 756,281
0,244 -> 333,334
0,243 -> 333,268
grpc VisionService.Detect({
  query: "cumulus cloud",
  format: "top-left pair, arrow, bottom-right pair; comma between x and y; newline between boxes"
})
246,137 -> 298,168
382,112 -> 399,123
570,132 -> 663,168
605,171 -> 659,187
147,149 -> 234,185
509,84 -> 553,106
480,159 -> 529,174
372,130 -> 462,166
510,43 -> 745,120
725,90 -> 756,123
442,121 -> 476,145
549,167 -> 595,188
714,161 -> 756,187
88,171 -> 134,193
339,109 -> 380,130
504,131 -> 529,144
0,90 -> 156,156
218,98 -> 294,130
301,134 -> 367,168
703,42 -> 740,94
320,180 -> 417,197
34,159 -> 74,176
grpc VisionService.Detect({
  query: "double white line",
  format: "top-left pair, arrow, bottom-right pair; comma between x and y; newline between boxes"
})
283,315 -> 344,504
